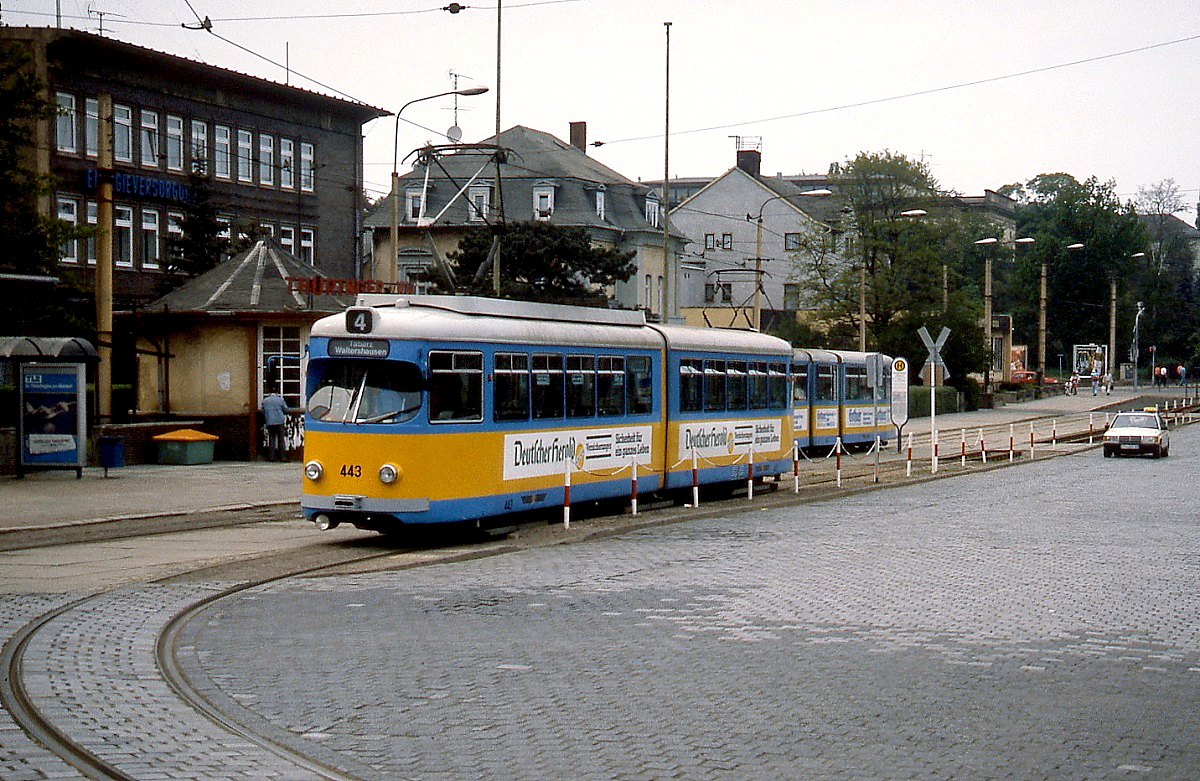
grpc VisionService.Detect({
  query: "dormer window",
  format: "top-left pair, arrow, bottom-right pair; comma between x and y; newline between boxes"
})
533,181 -> 556,221
406,188 -> 425,222
645,195 -> 660,228
468,182 -> 491,223
594,186 -> 606,220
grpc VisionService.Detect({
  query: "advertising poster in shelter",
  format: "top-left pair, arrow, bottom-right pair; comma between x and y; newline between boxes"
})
19,363 -> 85,468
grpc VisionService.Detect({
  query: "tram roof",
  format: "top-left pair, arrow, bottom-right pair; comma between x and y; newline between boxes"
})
651,323 -> 792,357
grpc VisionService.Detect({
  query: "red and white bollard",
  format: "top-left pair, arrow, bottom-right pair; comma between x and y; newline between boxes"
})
747,445 -> 755,501
792,443 -> 800,494
1052,419 -> 1058,450
979,428 -> 987,463
835,438 -> 842,488
1089,413 -> 1095,444
960,428 -> 967,467
630,456 -> 639,516
691,448 -> 700,507
1029,423 -> 1035,460
1009,424 -> 1015,462
563,460 -> 572,528
906,432 -> 913,477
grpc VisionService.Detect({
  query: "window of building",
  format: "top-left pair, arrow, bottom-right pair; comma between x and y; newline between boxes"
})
566,355 -> 595,417
56,93 -> 77,153
190,120 -> 208,173
236,129 -> 253,182
784,232 -> 801,251
532,353 -> 564,419
400,263 -> 431,294
57,197 -> 78,263
645,196 -> 660,228
114,206 -> 134,267
85,98 -> 99,157
533,185 -> 554,221
259,133 -> 275,186
85,201 -> 97,265
167,211 -> 183,263
406,189 -> 424,221
721,233 -> 733,250
493,352 -> 530,421
214,125 -> 231,179
141,209 -> 160,269
279,225 -> 295,255
704,283 -> 731,303
299,227 -> 315,264
644,274 -> 653,310
704,233 -> 716,250
594,187 -> 606,220
279,138 -> 294,189
140,109 -> 159,167
468,183 -> 490,222
113,104 -> 133,163
428,350 -> 483,422
299,141 -> 315,192
261,325 -> 304,405
164,115 -> 184,171
783,283 -> 800,310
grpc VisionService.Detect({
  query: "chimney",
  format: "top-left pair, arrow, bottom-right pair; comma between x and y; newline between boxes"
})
570,121 -> 587,153
736,148 -> 761,177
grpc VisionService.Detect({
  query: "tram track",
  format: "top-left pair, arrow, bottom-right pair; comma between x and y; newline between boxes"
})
2,400 -> 1194,780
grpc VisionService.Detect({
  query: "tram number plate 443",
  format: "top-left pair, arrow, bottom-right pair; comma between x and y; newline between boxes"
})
340,464 -> 363,477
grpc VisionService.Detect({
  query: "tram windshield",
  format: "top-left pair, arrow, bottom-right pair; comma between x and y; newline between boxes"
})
306,359 -> 424,424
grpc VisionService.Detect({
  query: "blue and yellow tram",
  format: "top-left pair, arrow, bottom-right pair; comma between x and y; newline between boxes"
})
792,349 -> 891,452
301,296 -> 794,532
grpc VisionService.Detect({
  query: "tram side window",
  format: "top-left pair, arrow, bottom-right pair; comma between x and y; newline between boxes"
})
769,362 -> 789,409
566,355 -> 596,417
792,366 -> 809,405
845,367 -> 871,402
627,355 -> 653,415
704,360 -> 726,412
494,352 -> 530,421
598,356 -> 625,416
816,365 -> 837,402
680,359 -> 703,412
749,362 -> 768,409
428,350 -> 483,422
727,361 -> 748,411
532,354 -> 564,419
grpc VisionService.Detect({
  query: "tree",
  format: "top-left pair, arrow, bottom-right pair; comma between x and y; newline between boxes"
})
162,166 -> 229,289
1006,173 -> 1147,372
0,40 -> 89,335
439,221 -> 636,304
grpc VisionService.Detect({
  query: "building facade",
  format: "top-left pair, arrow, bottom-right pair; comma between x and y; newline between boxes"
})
8,26 -> 384,308
365,123 -> 687,319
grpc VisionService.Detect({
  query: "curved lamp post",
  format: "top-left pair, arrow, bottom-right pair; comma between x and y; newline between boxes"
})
975,236 -> 1035,390
385,86 -> 489,283
746,189 -> 832,331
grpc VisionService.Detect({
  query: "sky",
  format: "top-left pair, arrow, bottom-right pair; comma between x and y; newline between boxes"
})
11,1 -> 1200,212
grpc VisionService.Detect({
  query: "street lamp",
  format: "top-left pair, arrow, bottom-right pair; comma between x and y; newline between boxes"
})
1133,300 -> 1146,389
975,236 -> 1034,390
386,86 -> 489,283
747,189 -> 833,331
1037,241 -> 1084,378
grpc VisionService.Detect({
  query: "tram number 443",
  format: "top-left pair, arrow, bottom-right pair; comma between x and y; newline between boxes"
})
340,464 -> 363,478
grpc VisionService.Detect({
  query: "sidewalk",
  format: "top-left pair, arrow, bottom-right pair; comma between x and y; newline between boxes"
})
0,386 -> 1186,536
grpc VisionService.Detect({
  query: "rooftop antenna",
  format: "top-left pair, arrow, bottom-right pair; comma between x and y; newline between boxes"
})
87,5 -> 126,35
445,71 -> 477,143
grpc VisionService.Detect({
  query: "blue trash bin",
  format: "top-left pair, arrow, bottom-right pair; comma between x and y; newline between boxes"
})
98,435 -> 125,475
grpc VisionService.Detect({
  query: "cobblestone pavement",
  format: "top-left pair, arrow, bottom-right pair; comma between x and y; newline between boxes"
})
182,437 -> 1200,781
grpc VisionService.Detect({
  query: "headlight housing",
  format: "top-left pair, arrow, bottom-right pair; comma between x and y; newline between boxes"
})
379,463 -> 399,484
304,460 -> 323,480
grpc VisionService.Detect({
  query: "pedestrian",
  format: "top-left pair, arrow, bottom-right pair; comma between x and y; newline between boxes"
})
1103,371 -> 1113,394
1179,364 -> 1186,387
261,391 -> 289,461
1091,372 -> 1100,396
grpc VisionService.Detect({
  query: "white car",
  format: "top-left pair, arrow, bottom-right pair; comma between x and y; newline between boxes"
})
1102,409 -> 1170,458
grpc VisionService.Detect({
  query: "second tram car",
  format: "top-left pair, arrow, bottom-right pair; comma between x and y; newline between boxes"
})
792,349 -> 892,452
301,296 -> 795,532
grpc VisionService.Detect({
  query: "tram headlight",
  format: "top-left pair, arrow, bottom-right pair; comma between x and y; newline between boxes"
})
379,463 -> 400,484
304,460 -> 323,481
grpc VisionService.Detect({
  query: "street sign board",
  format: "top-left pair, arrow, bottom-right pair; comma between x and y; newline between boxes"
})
891,357 -> 909,427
